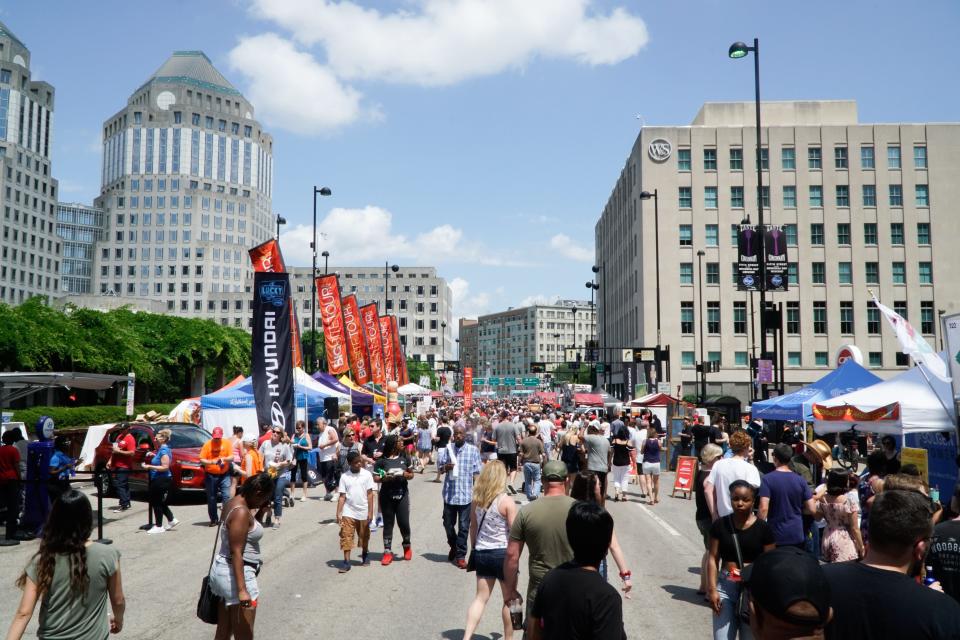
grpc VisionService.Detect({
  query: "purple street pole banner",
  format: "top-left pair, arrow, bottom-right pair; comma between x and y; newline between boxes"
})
763,225 -> 789,292
252,272 -> 296,436
737,224 -> 761,291
757,359 -> 774,384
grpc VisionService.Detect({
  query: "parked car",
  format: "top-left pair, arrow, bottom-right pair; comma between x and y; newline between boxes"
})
93,422 -> 211,495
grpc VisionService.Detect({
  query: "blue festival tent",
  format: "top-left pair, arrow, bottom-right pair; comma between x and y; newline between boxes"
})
750,360 -> 882,422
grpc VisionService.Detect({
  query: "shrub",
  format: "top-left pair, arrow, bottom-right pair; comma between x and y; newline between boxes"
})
10,404 -> 176,430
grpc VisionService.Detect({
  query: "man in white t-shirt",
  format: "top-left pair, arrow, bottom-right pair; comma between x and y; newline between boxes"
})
704,430 -> 761,520
316,417 -> 340,501
336,450 -> 375,572
630,420 -> 649,492
537,415 -> 555,460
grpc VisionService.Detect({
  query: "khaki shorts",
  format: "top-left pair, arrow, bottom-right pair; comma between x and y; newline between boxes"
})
340,516 -> 370,552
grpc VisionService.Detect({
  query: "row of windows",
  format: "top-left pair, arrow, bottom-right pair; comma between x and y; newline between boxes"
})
677,144 -> 928,172
677,184 -> 929,209
0,247 -> 57,271
100,246 -> 243,262
133,110 -> 254,139
109,229 -> 247,246
678,260 -> 933,286
679,349 -> 907,369
678,222 -> 930,248
679,300 -> 935,336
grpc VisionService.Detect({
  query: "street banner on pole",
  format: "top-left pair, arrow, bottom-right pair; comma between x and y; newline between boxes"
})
737,224 -> 761,291
464,367 -> 473,409
341,295 -> 371,385
360,303 -> 386,385
252,272 -> 295,435
943,312 -> 960,402
391,316 -> 406,385
316,274 -> 349,375
763,225 -> 789,291
248,239 -> 303,368
380,316 -> 397,382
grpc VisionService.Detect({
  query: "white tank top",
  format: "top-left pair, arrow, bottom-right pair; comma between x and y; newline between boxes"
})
475,493 -> 509,550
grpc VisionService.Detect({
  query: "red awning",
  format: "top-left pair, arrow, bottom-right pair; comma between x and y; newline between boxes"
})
574,393 -> 604,407
535,391 -> 559,405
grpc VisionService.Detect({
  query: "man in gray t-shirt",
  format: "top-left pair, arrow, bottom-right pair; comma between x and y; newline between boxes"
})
494,418 -> 521,492
583,425 -> 612,506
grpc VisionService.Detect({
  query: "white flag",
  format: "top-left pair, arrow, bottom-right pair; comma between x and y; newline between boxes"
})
873,296 -> 951,381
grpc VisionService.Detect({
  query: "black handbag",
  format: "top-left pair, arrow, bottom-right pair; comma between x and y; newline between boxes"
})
727,516 -> 751,624
196,519 -> 224,624
466,502 -> 491,572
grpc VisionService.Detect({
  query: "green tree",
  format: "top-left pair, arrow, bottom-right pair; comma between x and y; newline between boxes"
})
406,358 -> 437,389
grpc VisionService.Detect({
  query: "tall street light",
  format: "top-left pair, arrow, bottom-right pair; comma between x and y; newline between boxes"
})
441,321 -> 447,368
697,249 -> 707,404
639,189 -> 662,388
384,262 -> 399,312
310,186 -> 332,370
729,38 -> 769,397
585,280 -> 599,385
275,214 -> 286,241
322,250 -> 330,275
592,264 -> 606,389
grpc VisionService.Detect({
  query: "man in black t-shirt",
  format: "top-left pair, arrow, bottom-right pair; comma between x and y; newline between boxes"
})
691,418 -> 711,458
822,490 -> 960,639
530,502 -> 625,640
926,487 -> 960,605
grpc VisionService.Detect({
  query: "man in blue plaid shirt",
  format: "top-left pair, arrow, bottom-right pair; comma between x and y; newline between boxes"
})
437,425 -> 481,568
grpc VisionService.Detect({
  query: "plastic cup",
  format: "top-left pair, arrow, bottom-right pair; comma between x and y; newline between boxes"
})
509,599 -> 524,630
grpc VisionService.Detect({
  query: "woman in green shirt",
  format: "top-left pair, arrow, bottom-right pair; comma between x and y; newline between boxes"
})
6,489 -> 125,640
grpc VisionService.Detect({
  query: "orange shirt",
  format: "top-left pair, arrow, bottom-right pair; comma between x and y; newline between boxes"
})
200,439 -> 233,475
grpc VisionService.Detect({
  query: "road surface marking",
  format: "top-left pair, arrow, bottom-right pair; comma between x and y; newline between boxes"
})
635,503 -> 682,537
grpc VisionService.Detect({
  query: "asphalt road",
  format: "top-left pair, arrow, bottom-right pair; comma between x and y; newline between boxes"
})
0,469 -> 712,639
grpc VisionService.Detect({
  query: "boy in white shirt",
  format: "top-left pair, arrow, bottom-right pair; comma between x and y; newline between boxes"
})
336,451 -> 375,572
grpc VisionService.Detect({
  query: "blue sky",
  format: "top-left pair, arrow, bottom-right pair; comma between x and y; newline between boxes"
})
4,1 -> 959,325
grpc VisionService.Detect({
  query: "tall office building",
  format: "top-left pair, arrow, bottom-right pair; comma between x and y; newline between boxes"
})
0,21 -> 61,304
595,100 -> 960,402
91,51 -> 273,314
56,202 -> 104,295
458,318 -> 479,372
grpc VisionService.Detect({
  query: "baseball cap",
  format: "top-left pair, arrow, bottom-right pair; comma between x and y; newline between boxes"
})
543,461 -> 568,482
742,546 -> 831,626
211,426 -> 224,439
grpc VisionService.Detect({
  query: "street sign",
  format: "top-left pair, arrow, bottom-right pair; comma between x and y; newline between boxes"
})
621,349 -> 633,363
503,377 -> 516,386
473,377 -> 486,385
522,377 -> 538,387
487,376 -> 501,385
444,362 -> 460,372
657,382 -> 672,395
530,362 -> 547,373
596,363 -> 605,373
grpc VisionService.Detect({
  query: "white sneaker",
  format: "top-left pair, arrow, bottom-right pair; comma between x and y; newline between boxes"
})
147,526 -> 165,534
165,519 -> 180,531
297,496 -> 306,501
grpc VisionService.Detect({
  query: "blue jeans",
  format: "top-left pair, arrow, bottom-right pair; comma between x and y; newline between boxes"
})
714,572 -> 754,640
442,502 -> 471,560
114,469 -> 131,508
273,475 -> 290,517
204,472 -> 231,524
522,462 -> 542,500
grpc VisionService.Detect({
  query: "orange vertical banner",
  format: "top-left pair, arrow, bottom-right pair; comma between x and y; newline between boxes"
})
341,295 -> 371,385
360,303 -> 386,385
391,316 -> 405,385
316,274 -> 349,375
380,315 -> 396,382
463,367 -> 473,409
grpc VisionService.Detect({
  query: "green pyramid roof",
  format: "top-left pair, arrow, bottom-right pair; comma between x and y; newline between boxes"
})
139,51 -> 240,96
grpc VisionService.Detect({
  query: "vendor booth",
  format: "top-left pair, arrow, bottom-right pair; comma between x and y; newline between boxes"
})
752,360 -> 881,422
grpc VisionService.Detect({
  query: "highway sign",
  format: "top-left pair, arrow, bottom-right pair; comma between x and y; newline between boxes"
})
503,377 -> 516,386
522,377 -> 539,387
488,376 -> 501,385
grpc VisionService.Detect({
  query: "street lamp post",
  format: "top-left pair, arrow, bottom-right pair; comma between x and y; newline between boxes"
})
592,264 -> 606,389
585,280 -> 599,386
441,321 -> 447,369
384,261 -> 399,311
729,38 -> 769,398
322,250 -> 330,275
639,189 -> 663,388
310,186 -> 332,370
697,249 -> 707,404
275,214 -> 286,241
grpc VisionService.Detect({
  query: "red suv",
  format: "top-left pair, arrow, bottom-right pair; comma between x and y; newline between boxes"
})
93,422 -> 211,495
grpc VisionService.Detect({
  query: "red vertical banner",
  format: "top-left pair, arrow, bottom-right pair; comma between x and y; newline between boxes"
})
248,239 -> 303,368
341,295 -> 371,385
380,316 -> 396,382
359,303 -> 386,385
463,367 -> 473,409
391,316 -> 405,385
316,274 -> 349,375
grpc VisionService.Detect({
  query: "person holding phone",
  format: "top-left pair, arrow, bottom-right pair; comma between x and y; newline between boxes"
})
373,435 -> 415,565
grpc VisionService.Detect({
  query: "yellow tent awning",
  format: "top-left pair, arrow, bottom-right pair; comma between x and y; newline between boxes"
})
339,375 -> 386,404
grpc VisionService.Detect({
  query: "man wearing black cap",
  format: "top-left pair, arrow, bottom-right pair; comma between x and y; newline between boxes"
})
742,546 -> 832,639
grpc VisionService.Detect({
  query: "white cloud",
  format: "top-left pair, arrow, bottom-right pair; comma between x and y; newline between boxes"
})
227,33 -> 372,134
520,293 -> 560,307
549,233 -> 593,262
249,0 -> 647,86
450,276 -> 492,320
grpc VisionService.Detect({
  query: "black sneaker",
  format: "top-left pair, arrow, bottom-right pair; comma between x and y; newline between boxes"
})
448,547 -> 456,562
361,552 -> 370,566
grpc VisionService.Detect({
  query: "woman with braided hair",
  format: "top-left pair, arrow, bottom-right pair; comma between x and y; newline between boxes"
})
6,489 -> 126,639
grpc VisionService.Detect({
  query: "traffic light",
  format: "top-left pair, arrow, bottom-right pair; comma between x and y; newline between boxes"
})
530,362 -> 546,373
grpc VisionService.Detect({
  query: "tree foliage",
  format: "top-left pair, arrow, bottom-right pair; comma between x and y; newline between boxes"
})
406,358 -> 438,389
0,298 -> 251,402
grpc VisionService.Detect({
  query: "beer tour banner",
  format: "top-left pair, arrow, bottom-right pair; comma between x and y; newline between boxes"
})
251,272 -> 296,435
341,294 -> 372,385
360,303 -> 387,385
316,274 -> 350,375
248,239 -> 303,368
380,315 -> 397,382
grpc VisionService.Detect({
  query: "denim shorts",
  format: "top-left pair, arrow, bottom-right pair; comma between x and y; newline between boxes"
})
473,547 -> 506,580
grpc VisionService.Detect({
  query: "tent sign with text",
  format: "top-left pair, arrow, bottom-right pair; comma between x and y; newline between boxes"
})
251,272 -> 295,435
341,295 -> 371,385
316,274 -> 349,375
359,303 -> 386,385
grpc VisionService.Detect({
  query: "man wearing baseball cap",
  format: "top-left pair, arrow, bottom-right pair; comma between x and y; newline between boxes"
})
200,426 -> 234,526
742,546 -> 832,639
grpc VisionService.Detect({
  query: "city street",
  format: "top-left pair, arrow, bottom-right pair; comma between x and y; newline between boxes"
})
0,469 -> 711,639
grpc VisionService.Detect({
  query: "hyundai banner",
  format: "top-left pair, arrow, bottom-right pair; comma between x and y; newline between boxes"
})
380,316 -> 396,382
316,274 -> 349,375
251,272 -> 295,435
341,295 -> 371,385
360,303 -> 386,385
248,239 -> 303,368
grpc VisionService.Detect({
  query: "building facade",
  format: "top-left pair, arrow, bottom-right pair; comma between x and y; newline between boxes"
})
458,318 -> 478,372
205,265 -> 454,365
91,51 -> 273,314
474,300 -> 596,379
595,100 -> 960,402
56,202 -> 104,295
0,21 -> 61,304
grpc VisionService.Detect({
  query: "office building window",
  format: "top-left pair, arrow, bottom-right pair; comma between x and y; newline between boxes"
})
677,148 -> 691,171
889,184 -> 903,206
788,262 -> 798,285
703,148 -> 717,171
894,300 -> 908,320
733,301 -> 746,334
679,224 -> 692,246
761,186 -> 770,208
788,352 -> 802,367
679,263 -> 693,285
837,223 -> 851,245
785,224 -> 797,246
812,262 -> 826,284
861,145 -> 875,169
867,306 -> 880,334
680,302 -> 694,334
915,184 -> 929,206
864,223 -> 878,245
730,186 -> 744,208
838,262 -> 852,284
815,352 -> 829,367
783,185 -> 796,208
809,185 -> 823,207
840,301 -> 854,334
914,145 -> 927,169
704,186 -> 718,208
836,185 -> 850,207
706,263 -> 719,284
787,301 -> 800,334
755,147 -> 769,171
679,187 -> 692,208
682,351 -> 695,366
865,262 -> 880,285
781,147 -> 795,170
731,224 -> 739,246
808,146 -> 822,169
705,224 -> 718,247
734,352 -> 748,367
862,184 -> 876,207
707,301 -> 720,333
834,146 -> 848,169
917,222 -> 930,245
921,301 -> 934,334
918,262 -> 933,284
729,148 -> 743,170
865,351 -> 882,368
887,145 -> 901,169
891,222 -> 904,245
891,262 -> 906,284
810,223 -> 824,245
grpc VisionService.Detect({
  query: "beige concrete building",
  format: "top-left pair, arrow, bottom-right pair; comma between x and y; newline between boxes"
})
595,100 -> 960,402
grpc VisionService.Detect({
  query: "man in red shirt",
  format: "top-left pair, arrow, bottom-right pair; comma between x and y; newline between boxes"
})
108,423 -> 136,512
0,430 -> 22,545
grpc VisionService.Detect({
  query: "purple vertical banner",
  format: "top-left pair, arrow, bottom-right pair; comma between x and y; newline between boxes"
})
763,225 -> 789,292
737,224 -> 761,291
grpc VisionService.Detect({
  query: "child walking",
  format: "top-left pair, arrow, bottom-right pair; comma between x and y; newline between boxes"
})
336,451 -> 375,573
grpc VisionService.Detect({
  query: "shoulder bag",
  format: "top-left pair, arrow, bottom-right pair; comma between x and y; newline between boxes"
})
727,515 -> 751,625
466,499 -> 492,572
196,517 -> 224,624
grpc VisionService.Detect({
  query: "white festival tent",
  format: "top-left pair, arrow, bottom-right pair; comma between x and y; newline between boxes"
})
398,382 -> 431,396
200,367 -> 349,440
813,357 -> 956,436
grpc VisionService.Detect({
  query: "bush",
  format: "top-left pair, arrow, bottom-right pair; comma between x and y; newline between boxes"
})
10,404 -> 176,430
